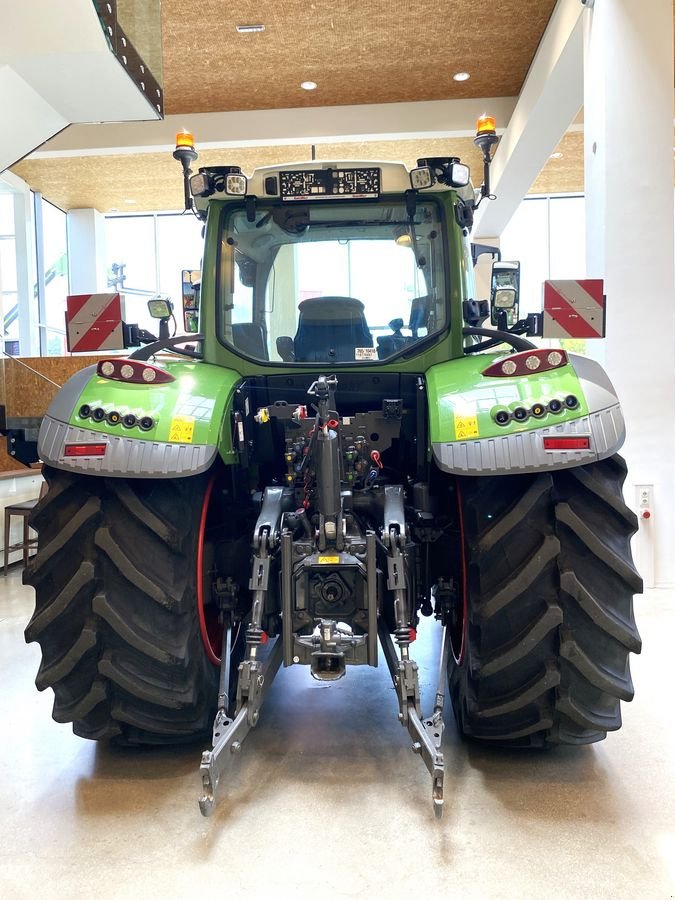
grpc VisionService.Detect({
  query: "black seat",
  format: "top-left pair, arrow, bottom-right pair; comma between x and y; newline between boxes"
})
232,322 -> 269,360
293,297 -> 373,362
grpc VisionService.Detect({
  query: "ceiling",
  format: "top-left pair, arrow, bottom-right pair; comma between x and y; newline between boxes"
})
11,131 -> 584,215
11,0 -> 588,212
160,0 -> 558,114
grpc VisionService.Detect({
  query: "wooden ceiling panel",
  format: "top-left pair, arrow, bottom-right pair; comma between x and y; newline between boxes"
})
11,134 -> 586,213
160,0 -> 557,114
531,131 -> 585,194
12,145 -> 312,213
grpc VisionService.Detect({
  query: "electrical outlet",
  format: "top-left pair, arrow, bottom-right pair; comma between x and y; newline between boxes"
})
635,484 -> 653,521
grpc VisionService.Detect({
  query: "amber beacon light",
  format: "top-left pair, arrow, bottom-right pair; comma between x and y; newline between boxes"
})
475,114 -> 496,135
473,113 -> 499,206
175,130 -> 195,150
173,130 -> 199,211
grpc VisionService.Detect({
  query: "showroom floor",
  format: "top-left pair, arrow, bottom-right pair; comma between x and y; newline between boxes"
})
0,566 -> 673,900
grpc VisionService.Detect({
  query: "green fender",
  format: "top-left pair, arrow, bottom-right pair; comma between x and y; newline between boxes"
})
37,359 -> 242,478
425,353 -> 625,475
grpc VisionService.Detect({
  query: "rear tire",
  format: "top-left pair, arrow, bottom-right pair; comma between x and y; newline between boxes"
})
24,466 -> 224,744
448,455 -> 642,747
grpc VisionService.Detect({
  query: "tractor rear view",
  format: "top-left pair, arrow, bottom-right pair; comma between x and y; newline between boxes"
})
23,118 -> 641,816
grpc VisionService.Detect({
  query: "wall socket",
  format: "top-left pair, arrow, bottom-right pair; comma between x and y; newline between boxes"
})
635,484 -> 653,518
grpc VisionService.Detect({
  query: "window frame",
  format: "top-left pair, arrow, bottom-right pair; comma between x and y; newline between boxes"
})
214,195 -> 451,367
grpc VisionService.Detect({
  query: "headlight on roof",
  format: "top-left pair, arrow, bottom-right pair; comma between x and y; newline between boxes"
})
225,173 -> 247,195
190,172 -> 212,197
449,162 -> 470,187
410,166 -> 434,190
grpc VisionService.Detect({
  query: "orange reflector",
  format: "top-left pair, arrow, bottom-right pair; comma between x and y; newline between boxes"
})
64,443 -> 107,457
175,130 -> 195,149
476,114 -> 496,135
543,437 -> 590,451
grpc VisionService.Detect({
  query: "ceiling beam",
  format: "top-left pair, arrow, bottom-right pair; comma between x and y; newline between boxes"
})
472,0 -> 585,238
29,97 -> 518,159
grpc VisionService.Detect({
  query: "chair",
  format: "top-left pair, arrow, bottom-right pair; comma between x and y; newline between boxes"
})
3,480 -> 47,576
293,296 -> 373,363
232,322 -> 269,360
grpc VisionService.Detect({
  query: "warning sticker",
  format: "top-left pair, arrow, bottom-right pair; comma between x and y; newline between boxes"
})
355,347 -> 377,360
318,556 -> 340,564
168,415 -> 195,443
454,413 -> 479,441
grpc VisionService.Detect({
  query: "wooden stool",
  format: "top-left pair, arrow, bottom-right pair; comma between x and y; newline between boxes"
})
3,482 -> 46,576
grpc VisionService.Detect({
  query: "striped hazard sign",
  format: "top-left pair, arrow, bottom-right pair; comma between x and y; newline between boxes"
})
543,280 -> 605,339
65,293 -> 125,352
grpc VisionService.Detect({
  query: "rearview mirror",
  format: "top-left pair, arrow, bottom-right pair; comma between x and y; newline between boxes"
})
182,270 -> 201,333
490,261 -> 520,327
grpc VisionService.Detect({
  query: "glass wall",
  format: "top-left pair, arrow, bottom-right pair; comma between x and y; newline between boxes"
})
0,193 -> 18,355
500,194 -> 586,352
500,195 -> 585,314
39,198 -> 69,355
106,212 -> 203,334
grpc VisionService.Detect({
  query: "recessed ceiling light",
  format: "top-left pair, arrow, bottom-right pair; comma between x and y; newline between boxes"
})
236,24 -> 265,33
124,198 -> 137,204
453,72 -> 470,82
550,152 -> 564,159
300,81 -> 317,91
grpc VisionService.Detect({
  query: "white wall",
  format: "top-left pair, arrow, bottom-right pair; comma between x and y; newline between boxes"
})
67,209 -> 108,294
584,0 -> 675,587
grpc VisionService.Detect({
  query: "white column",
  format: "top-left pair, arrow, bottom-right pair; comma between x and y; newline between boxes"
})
67,208 -> 107,294
584,0 -> 675,586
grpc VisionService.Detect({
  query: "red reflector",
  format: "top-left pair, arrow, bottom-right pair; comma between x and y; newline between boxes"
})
64,443 -> 108,457
543,437 -> 590,451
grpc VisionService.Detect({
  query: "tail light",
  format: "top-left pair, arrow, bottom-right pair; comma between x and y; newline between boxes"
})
64,443 -> 107,457
96,359 -> 175,384
543,437 -> 590,451
482,349 -> 568,378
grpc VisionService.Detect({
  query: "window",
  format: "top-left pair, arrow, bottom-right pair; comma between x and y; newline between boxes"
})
500,194 -> 587,353
106,212 -> 202,334
500,197 -> 549,316
39,199 -> 69,355
218,198 -> 445,364
0,193 -> 18,355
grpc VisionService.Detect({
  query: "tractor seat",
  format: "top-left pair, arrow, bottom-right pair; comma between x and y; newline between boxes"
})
293,296 -> 373,363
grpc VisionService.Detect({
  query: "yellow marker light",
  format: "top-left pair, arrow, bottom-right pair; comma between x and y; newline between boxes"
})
476,114 -> 496,135
175,130 -> 195,149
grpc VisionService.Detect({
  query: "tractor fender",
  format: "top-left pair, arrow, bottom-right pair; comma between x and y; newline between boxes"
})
37,359 -> 242,478
426,352 -> 625,476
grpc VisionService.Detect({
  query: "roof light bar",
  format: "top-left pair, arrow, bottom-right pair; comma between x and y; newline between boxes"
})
190,166 -> 247,198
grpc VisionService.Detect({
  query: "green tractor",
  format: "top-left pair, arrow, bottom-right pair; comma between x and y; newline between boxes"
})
23,120 -> 641,817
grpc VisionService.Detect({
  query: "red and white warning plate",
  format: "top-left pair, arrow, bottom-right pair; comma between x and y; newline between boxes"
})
65,293 -> 124,352
543,279 -> 605,339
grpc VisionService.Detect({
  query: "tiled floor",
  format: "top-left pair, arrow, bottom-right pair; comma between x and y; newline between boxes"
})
0,565 -> 673,899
